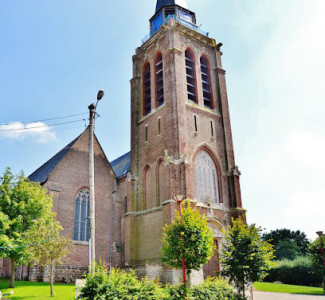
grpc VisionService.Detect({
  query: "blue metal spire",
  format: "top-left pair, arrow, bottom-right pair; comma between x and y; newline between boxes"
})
155,0 -> 188,12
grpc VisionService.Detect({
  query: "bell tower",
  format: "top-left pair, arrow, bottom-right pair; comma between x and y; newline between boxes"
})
124,0 -> 244,283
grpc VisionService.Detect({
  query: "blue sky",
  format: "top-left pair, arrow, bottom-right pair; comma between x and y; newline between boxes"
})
1,0 -> 324,239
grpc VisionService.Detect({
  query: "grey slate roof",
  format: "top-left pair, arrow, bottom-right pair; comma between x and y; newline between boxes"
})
28,135 -> 80,184
110,151 -> 131,179
156,0 -> 188,12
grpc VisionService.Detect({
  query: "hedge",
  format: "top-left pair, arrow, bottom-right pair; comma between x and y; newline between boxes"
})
77,264 -> 247,300
264,256 -> 322,286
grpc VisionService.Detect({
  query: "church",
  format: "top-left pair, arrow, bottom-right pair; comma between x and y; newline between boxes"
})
0,0 -> 244,284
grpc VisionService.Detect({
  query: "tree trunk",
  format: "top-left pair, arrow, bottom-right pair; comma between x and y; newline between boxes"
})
242,282 -> 246,298
9,259 -> 15,288
50,263 -> 54,296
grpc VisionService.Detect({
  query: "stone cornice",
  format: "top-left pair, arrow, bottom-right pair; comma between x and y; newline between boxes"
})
175,23 -> 216,47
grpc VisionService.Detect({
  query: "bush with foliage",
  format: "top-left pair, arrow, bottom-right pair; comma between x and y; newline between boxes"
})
77,264 -> 166,300
78,263 -> 247,300
264,256 -> 321,287
167,279 -> 247,300
190,278 -> 247,300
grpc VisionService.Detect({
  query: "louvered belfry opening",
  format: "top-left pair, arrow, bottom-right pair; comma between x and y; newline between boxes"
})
185,49 -> 197,103
143,63 -> 151,115
155,53 -> 164,107
200,56 -> 213,108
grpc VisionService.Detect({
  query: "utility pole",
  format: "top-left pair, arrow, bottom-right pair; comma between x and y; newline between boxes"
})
88,90 -> 104,274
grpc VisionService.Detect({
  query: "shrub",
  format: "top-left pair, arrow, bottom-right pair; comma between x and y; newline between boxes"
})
264,256 -> 322,286
191,278 -> 247,300
77,264 -> 167,300
166,284 -> 188,300
166,278 -> 247,300
77,263 -> 108,300
78,265 -> 247,300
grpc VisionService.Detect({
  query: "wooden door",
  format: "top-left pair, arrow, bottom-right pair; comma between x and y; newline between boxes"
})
203,239 -> 220,278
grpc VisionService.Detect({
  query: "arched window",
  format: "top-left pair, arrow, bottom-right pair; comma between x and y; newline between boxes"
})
200,56 -> 213,108
73,189 -> 90,241
185,49 -> 197,103
194,151 -> 219,203
143,62 -> 151,115
155,53 -> 164,107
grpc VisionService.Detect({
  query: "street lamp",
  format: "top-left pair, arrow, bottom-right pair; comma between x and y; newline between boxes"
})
173,195 -> 187,286
316,231 -> 325,268
88,90 -> 104,274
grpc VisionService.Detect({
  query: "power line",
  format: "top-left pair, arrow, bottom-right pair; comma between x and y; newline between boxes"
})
0,112 -> 88,126
0,119 -> 86,132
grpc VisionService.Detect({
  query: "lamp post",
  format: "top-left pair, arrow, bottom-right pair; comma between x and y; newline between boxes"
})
88,90 -> 104,274
316,231 -> 325,268
173,195 -> 187,286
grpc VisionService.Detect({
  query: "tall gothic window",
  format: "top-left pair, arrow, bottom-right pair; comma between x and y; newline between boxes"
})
194,151 -> 219,203
185,49 -> 197,103
200,56 -> 213,108
73,189 -> 90,241
143,62 -> 151,115
155,53 -> 164,107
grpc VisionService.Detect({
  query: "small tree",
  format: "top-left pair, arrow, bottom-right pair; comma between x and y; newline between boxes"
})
220,218 -> 274,297
0,168 -> 53,288
161,201 -> 215,284
309,236 -> 325,294
26,217 -> 72,296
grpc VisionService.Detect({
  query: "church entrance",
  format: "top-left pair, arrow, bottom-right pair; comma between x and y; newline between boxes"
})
203,238 -> 220,278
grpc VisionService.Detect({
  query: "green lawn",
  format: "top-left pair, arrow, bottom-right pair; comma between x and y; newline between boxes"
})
0,279 -> 75,300
254,282 -> 324,295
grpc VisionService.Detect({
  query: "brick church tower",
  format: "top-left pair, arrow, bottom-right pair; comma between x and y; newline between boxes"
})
123,0 -> 244,282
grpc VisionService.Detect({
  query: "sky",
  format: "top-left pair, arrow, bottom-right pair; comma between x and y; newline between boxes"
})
0,0 -> 324,240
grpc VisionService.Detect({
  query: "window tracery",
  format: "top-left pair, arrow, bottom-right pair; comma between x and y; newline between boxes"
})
73,189 -> 90,241
194,151 -> 219,203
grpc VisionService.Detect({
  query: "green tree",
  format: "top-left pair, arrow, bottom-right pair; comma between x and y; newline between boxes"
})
161,201 -> 215,283
220,218 -> 274,298
262,229 -> 309,259
26,217 -> 73,296
309,236 -> 325,294
275,239 -> 301,260
0,167 -> 53,288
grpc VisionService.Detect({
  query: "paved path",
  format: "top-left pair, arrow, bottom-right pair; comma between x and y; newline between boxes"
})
252,291 -> 325,300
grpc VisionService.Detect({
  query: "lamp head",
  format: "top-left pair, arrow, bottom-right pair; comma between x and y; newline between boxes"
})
316,231 -> 324,237
97,90 -> 104,101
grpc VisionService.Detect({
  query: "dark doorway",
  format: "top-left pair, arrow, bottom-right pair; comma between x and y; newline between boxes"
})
203,238 -> 220,278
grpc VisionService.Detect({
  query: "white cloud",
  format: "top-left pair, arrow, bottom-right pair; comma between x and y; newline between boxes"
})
0,122 -> 57,143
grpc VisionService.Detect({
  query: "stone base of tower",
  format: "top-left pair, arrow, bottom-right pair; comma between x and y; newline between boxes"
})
133,263 -> 204,285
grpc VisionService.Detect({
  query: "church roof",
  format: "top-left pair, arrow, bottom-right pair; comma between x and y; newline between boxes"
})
110,151 -> 131,179
156,0 -> 188,12
28,135 -> 80,184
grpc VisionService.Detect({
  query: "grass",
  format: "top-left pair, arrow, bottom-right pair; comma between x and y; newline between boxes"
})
254,282 -> 324,295
0,279 -> 75,299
